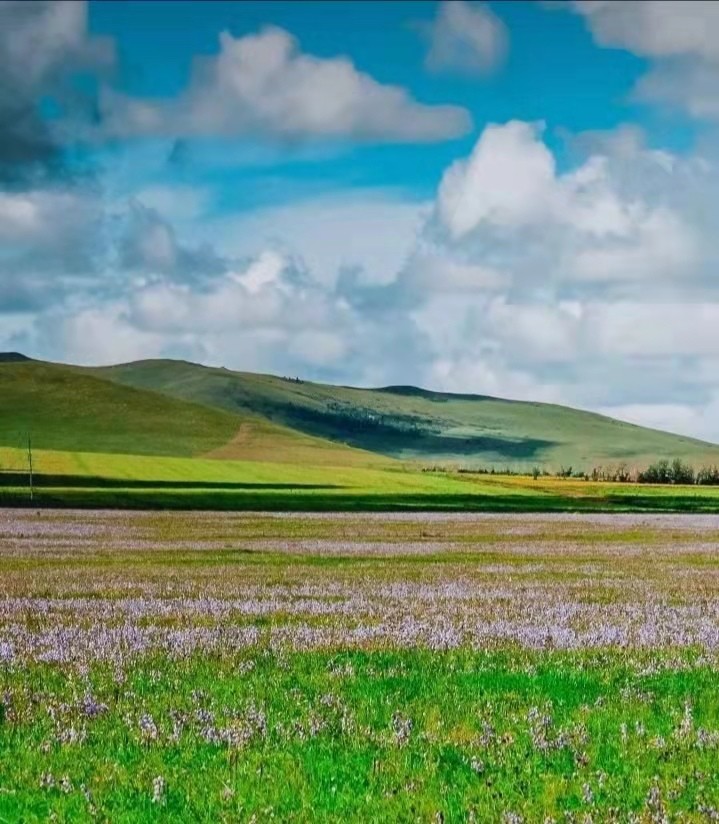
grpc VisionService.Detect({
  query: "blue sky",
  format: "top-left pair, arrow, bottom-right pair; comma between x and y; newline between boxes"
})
86,1 -> 693,200
2,1 -> 719,440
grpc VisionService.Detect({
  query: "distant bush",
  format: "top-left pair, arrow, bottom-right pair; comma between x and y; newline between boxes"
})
672,458 -> 695,485
637,459 -> 695,485
696,466 -> 719,485
637,459 -> 671,484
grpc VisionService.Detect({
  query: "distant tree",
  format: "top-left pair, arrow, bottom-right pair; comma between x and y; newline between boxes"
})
615,462 -> 631,483
638,459 -> 671,484
670,458 -> 694,485
697,466 -> 719,485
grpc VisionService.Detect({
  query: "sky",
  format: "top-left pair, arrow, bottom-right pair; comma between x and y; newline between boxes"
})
3,1 -> 719,441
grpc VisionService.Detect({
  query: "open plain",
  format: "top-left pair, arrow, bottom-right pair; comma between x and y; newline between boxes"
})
2,509 -> 719,821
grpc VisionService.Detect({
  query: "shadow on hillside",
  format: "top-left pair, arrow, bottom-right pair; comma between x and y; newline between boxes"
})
247,401 -> 556,460
0,473 -> 341,491
357,431 -> 555,460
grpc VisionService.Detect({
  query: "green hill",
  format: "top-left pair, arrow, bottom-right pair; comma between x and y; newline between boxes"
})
0,359 -> 385,467
0,360 -> 239,457
3,354 -> 718,475
95,358 -> 719,472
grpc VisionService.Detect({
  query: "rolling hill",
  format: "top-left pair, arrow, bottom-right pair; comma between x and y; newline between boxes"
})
3,354 -> 718,476
94,358 -> 719,472
0,359 -> 386,467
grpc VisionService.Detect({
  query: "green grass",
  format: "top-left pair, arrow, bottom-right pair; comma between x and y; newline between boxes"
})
3,357 -> 719,513
0,361 -> 386,467
3,509 -> 719,820
2,445 -> 719,511
2,651 -> 719,822
0,361 -> 240,457
96,358 -> 719,470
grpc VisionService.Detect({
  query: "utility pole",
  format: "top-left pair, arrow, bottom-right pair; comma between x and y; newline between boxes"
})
27,434 -> 33,503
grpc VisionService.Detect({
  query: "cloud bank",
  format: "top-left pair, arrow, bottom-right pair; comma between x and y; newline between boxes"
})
4,1 -> 719,443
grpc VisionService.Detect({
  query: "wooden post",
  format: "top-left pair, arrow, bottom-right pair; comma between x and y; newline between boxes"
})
27,435 -> 33,503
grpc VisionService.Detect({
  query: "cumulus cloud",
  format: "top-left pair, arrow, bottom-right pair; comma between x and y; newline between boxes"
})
119,202 -> 226,281
437,121 -> 556,237
433,120 -> 701,286
397,120 -> 719,436
40,239 -> 413,388
400,252 -> 508,293
99,26 -> 472,144
0,186 -> 105,312
208,189 -> 428,288
424,1 -> 508,76
55,303 -> 168,366
570,1 -> 719,120
9,112 -> 719,442
573,1 -> 719,60
600,395 -> 719,443
589,302 -> 719,358
0,189 -> 95,245
0,0 -> 113,179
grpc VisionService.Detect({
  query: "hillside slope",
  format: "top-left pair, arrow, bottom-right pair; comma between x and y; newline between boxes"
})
0,360 -> 387,466
96,359 -> 719,471
0,360 -> 240,457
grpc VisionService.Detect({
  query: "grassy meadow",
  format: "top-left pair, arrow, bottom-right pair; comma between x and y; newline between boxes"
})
2,509 -> 719,821
3,356 -> 719,820
3,443 -> 719,512
3,357 -> 719,513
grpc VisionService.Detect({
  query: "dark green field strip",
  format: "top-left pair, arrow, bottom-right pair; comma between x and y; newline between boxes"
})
2,485 -> 719,512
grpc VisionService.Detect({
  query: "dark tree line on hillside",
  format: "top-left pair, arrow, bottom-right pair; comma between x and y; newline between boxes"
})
287,401 -> 438,437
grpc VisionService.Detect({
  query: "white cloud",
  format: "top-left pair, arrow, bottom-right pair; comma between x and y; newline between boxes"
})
0,186 -> 103,312
590,302 -> 719,357
425,1 -> 508,76
600,395 -> 719,443
0,0 -> 113,175
569,207 -> 698,281
484,298 -> 583,362
428,354 -> 563,402
135,185 -> 211,223
118,249 -> 360,375
292,330 -> 348,367
46,249 -> 361,372
11,114 -> 719,442
0,189 -> 91,242
99,26 -> 472,144
56,303 -> 167,366
573,1 -> 719,61
128,251 -> 291,334
401,252 -> 508,293
570,1 -> 719,120
210,189 -> 427,287
434,120 -> 700,285
437,121 -> 556,237
119,201 -> 226,280
636,60 -> 719,120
